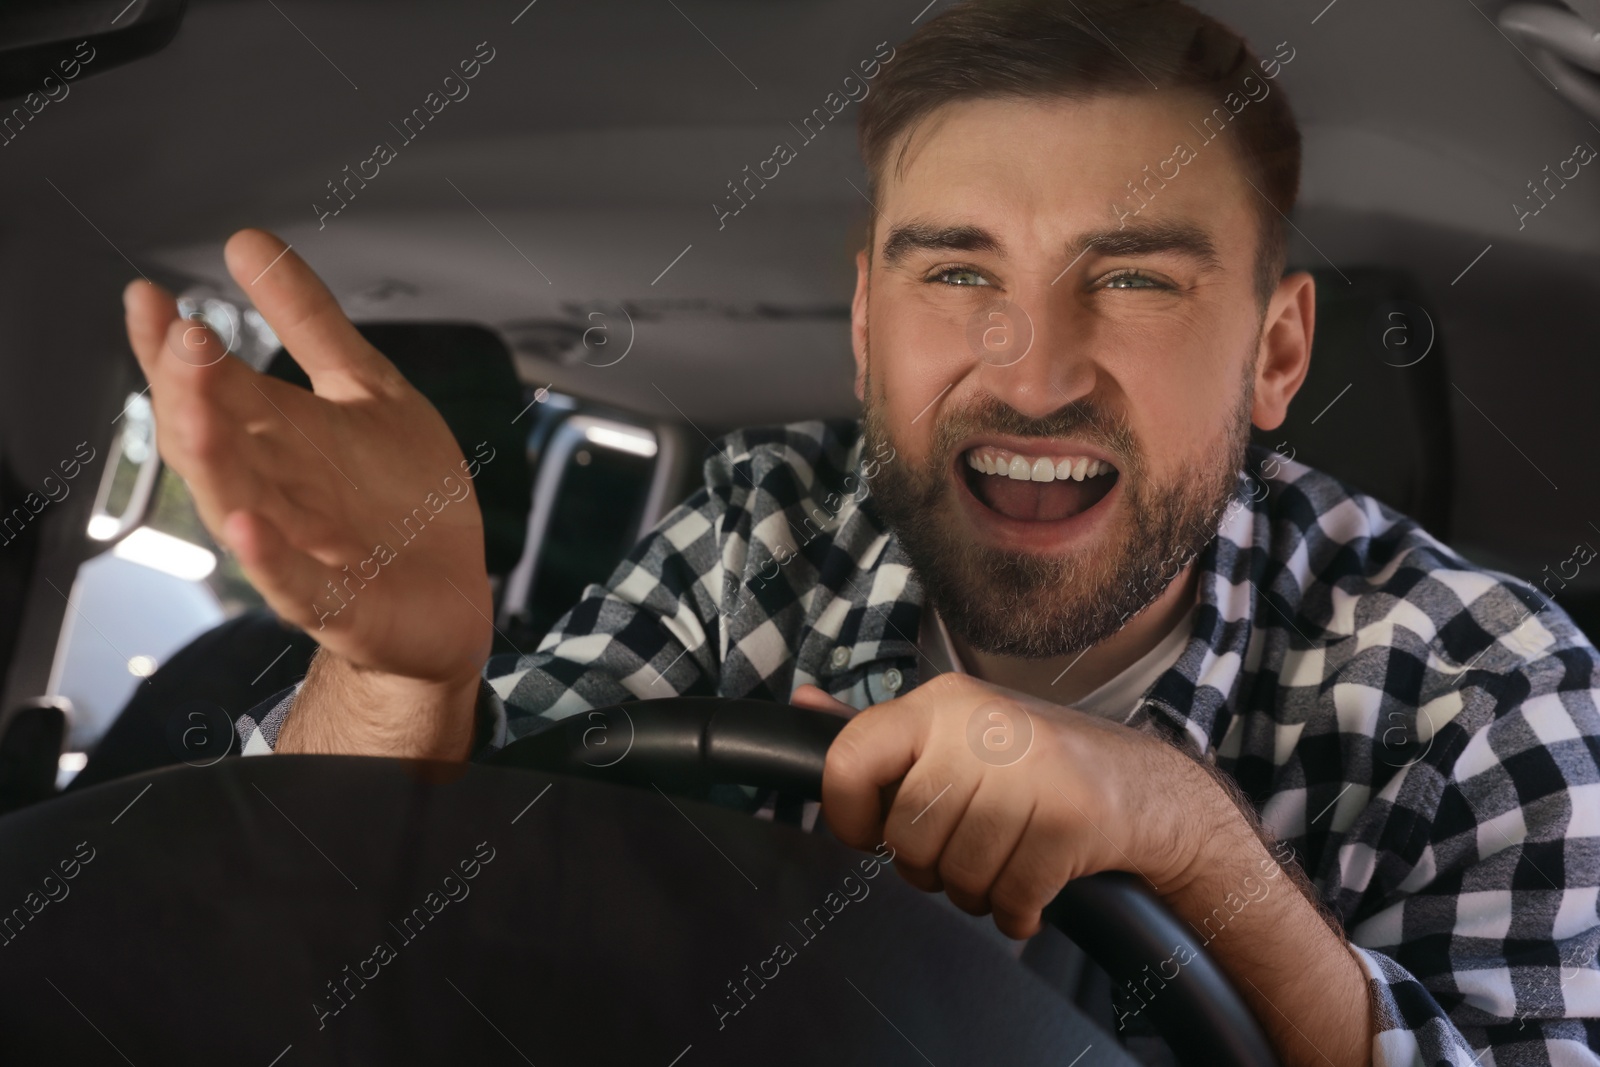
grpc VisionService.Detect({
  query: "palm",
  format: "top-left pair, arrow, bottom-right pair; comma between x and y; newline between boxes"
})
123,229 -> 493,685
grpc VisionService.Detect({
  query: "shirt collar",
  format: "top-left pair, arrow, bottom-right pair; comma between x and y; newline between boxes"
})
1141,483 -> 1261,755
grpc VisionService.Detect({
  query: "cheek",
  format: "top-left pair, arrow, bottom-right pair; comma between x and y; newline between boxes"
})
874,288 -> 975,379
1092,314 -> 1248,473
867,294 -> 974,454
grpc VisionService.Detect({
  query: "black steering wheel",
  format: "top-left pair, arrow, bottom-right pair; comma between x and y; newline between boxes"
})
488,697 -> 1279,1067
0,696 -> 1279,1066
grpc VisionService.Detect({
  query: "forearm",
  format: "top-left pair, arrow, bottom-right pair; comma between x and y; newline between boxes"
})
275,648 -> 481,760
1162,779 -> 1372,1067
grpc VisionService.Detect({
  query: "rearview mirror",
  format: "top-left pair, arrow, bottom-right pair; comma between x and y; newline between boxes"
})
87,392 -> 161,545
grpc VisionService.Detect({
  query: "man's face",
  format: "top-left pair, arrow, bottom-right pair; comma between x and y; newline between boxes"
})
855,92 -> 1281,658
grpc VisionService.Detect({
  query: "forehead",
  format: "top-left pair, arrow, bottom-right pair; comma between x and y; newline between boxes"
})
877,93 -> 1258,256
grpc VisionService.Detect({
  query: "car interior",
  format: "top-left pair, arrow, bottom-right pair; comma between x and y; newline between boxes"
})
1,0 -> 1597,1064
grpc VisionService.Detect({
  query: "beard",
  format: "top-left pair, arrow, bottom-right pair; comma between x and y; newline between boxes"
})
861,359 -> 1255,659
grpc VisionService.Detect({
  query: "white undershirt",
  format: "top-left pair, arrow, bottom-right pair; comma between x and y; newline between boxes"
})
916,600 -> 1195,723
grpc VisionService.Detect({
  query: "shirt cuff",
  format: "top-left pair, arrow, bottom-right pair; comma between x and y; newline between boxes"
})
235,682 -> 299,754
1349,943 -> 1479,1067
469,676 -> 508,757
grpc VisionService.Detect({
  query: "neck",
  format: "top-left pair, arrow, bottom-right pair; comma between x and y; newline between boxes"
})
947,564 -> 1199,706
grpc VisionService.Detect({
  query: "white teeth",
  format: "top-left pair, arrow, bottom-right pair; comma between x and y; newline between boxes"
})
966,447 -> 1115,483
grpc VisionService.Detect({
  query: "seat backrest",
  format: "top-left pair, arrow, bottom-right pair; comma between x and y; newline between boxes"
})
497,406 -> 670,650
0,698 -> 66,814
1252,266 -> 1453,537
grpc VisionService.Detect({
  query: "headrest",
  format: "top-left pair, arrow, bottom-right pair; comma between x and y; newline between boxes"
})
1253,266 -> 1453,537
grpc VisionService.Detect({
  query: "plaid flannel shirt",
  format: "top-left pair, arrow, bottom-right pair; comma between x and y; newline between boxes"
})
239,418 -> 1600,1065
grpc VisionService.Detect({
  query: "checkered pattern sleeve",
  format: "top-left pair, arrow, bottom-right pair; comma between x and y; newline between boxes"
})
1329,595 -> 1600,1064
492,419 -> 883,737
492,483 -> 734,735
1192,447 -> 1600,1064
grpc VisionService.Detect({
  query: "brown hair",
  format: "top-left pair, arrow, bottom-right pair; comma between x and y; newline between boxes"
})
857,0 -> 1302,308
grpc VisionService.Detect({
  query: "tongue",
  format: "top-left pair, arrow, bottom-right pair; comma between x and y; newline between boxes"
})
973,473 -> 1112,521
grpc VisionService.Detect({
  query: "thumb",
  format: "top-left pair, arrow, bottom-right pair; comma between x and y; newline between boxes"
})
791,683 -> 856,718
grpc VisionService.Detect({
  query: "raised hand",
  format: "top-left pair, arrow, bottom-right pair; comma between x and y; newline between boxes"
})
122,229 -> 494,699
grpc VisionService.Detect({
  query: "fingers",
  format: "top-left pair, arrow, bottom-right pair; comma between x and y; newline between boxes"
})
790,683 -> 856,717
821,698 -> 932,849
819,674 -> 1074,936
222,229 -> 388,400
219,509 -> 340,632
141,316 -> 348,555
989,810 -> 1078,940
148,316 -> 269,499
876,752 -> 975,892
125,278 -> 262,424
935,783 -> 1034,917
123,279 -> 178,377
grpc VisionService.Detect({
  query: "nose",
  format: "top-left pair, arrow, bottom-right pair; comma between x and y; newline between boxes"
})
971,281 -> 1095,419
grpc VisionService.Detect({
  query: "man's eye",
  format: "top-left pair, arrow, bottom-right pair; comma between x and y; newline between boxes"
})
929,267 -> 991,287
1100,270 -> 1169,290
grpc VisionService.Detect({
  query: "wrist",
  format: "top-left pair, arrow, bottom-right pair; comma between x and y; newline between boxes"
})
278,650 -> 484,759
1138,743 -> 1255,895
344,659 -> 483,748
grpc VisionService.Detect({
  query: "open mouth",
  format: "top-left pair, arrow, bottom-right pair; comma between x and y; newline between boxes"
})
959,445 -> 1120,523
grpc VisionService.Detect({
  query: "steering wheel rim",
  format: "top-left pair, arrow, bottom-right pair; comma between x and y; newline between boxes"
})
487,697 -> 1280,1067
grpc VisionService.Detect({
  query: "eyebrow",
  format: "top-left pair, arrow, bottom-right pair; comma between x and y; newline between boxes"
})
878,216 -> 1223,273
1068,221 -> 1223,272
879,221 -> 1002,266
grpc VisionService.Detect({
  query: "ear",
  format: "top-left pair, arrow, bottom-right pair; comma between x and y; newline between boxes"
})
850,247 -> 871,402
1250,270 -> 1315,432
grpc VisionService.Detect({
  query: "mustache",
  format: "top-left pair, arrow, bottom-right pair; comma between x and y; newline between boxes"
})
927,394 -> 1141,471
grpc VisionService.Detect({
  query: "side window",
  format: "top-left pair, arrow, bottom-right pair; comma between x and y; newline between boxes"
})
143,471 -> 266,615
50,395 -> 265,754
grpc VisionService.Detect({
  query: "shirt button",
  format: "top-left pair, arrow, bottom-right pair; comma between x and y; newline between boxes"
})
830,646 -> 850,670
883,668 -> 903,692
